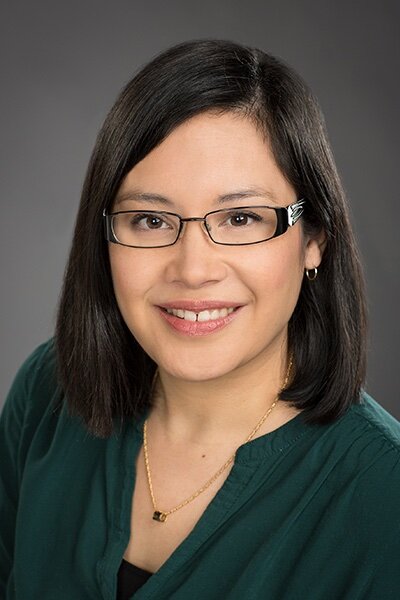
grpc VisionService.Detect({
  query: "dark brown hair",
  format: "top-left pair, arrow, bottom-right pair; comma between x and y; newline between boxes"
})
55,39 -> 367,437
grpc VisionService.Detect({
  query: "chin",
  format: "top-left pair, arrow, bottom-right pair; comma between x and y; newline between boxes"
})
158,357 -> 238,383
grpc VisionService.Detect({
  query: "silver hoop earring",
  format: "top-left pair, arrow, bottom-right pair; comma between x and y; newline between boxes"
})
305,267 -> 318,281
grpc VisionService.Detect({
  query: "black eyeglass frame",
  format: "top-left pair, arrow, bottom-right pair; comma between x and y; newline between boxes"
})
103,199 -> 306,248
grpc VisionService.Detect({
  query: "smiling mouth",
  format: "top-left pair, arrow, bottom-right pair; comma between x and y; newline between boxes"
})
161,306 -> 238,322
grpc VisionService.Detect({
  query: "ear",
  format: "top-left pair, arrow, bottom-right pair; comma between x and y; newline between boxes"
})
304,229 -> 326,270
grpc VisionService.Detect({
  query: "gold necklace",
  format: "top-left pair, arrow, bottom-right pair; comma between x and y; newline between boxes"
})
143,356 -> 293,523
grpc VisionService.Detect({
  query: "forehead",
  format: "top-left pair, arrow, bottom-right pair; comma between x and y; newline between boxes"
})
116,111 -> 295,209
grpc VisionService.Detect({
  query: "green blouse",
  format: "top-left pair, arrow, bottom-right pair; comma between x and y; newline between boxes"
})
1,340 -> 400,599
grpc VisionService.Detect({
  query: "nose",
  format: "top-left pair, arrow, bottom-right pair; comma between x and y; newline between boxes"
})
163,218 -> 228,288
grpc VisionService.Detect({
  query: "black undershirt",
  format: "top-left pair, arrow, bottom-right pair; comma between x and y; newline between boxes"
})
116,559 -> 153,599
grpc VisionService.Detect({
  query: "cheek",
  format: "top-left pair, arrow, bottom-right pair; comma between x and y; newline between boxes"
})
108,248 -> 153,314
246,235 -> 305,310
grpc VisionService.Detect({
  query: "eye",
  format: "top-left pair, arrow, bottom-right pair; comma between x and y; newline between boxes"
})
224,211 -> 263,227
128,213 -> 172,230
229,213 -> 251,227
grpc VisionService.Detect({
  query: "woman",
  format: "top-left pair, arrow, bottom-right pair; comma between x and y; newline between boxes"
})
1,39 -> 399,599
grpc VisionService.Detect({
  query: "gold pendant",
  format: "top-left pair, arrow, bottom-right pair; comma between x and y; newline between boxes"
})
153,510 -> 167,522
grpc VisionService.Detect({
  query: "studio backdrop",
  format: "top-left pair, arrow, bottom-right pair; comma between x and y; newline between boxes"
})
1,0 -> 399,416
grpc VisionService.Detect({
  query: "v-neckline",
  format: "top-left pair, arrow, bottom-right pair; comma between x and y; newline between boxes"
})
111,407 -> 314,598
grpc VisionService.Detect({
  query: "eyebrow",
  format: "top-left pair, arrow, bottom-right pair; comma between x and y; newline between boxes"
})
114,187 -> 280,207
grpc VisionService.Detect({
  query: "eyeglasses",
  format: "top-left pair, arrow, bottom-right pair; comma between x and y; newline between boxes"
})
103,199 -> 305,248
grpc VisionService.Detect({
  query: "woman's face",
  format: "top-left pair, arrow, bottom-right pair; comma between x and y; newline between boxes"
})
109,111 -> 323,381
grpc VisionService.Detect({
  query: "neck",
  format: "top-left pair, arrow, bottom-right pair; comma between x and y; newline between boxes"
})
148,346 -> 297,447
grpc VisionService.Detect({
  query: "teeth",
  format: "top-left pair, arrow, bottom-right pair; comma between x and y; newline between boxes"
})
166,307 -> 236,321
184,310 -> 197,322
198,310 -> 213,322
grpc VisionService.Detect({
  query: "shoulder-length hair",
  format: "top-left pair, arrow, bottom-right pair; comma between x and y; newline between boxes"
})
55,39 -> 367,438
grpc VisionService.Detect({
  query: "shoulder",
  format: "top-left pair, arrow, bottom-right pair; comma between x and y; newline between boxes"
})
341,391 -> 400,473
0,339 -> 61,457
349,391 -> 400,450
0,339 -> 62,503
308,391 -> 400,468
304,392 -> 400,520
7,338 -> 57,394
329,391 -> 400,479
2,338 -> 58,417
331,392 -> 400,538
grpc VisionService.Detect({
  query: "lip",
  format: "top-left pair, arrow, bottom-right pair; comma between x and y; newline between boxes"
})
156,305 -> 244,337
157,300 -> 244,311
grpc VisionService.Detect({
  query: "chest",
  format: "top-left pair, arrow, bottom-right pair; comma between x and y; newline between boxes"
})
123,445 -> 232,573
15,411 -> 376,599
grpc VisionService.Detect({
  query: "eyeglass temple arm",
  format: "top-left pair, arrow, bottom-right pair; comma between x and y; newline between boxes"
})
287,199 -> 306,226
103,208 -> 116,242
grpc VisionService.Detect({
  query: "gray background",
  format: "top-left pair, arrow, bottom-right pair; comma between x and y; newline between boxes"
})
1,0 -> 399,416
